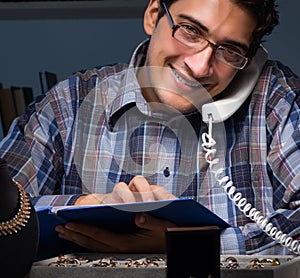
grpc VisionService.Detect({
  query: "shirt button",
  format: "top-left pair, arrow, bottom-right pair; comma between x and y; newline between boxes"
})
163,167 -> 170,177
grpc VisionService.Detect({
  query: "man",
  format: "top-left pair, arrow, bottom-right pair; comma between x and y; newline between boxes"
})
1,0 -> 300,255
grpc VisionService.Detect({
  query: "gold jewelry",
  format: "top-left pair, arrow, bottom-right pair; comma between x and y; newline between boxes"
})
0,179 -> 31,236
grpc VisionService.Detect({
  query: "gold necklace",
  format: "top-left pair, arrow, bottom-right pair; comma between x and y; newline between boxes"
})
0,179 -> 31,236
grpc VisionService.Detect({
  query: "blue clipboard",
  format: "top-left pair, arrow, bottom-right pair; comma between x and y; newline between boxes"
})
35,198 -> 229,261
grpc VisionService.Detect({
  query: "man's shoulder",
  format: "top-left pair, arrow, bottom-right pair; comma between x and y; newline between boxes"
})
255,60 -> 300,104
264,60 -> 300,89
260,60 -> 300,113
72,63 -> 129,81
63,63 -> 130,100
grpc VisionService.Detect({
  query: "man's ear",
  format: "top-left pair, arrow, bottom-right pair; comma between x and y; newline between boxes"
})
144,0 -> 160,36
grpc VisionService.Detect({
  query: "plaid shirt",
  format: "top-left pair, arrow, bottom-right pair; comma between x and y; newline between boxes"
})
1,40 -> 300,255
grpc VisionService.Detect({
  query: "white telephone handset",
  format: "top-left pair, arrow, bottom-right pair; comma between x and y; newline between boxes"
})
202,46 -> 268,123
201,46 -> 300,255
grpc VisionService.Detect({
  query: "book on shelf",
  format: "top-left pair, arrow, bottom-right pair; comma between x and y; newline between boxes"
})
39,71 -> 58,94
22,86 -> 34,106
45,71 -> 58,89
0,88 -> 17,135
0,86 -> 34,136
0,83 -> 4,139
35,198 -> 230,261
0,83 -> 2,139
11,86 -> 26,116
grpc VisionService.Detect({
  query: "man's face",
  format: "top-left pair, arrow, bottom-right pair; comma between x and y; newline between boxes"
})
139,0 -> 256,113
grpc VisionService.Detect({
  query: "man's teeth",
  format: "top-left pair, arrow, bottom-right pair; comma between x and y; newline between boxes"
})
173,71 -> 200,88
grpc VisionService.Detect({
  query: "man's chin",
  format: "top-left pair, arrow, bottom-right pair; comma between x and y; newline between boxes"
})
159,97 -> 199,114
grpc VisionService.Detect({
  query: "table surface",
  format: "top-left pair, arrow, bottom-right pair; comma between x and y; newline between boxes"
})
26,253 -> 300,278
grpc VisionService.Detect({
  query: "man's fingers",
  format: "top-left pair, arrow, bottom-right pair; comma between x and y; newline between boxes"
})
135,213 -> 176,236
128,175 -> 155,202
128,175 -> 151,191
150,185 -> 178,200
110,182 -> 137,203
105,176 -> 177,204
56,223 -> 123,252
56,222 -> 156,253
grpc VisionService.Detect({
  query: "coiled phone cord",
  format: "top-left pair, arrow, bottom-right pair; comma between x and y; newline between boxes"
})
201,114 -> 300,255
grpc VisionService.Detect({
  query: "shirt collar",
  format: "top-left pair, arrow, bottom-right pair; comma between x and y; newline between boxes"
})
108,39 -> 152,128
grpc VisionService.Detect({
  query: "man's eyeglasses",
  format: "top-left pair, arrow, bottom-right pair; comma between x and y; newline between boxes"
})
162,2 -> 248,70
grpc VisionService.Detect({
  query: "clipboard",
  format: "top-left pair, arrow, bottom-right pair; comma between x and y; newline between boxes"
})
35,198 -> 230,261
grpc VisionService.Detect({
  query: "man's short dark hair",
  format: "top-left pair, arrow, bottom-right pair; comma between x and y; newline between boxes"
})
157,0 -> 279,58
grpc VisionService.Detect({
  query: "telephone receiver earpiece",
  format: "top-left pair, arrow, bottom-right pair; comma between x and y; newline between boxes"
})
202,46 -> 268,123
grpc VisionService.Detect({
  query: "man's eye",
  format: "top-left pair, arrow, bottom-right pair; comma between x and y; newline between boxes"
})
181,24 -> 198,35
222,45 -> 243,55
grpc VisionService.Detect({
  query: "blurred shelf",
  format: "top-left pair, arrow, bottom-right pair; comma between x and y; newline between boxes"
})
0,0 -> 148,19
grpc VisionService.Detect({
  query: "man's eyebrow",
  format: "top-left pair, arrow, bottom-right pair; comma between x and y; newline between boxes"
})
178,14 -> 209,32
177,14 -> 249,53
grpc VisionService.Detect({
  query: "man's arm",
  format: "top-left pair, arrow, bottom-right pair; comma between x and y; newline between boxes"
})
0,87 -> 83,207
242,63 -> 300,255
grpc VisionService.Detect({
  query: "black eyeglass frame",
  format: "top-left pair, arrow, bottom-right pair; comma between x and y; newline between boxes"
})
162,2 -> 248,70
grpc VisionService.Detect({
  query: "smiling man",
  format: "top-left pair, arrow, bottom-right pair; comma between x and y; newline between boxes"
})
1,0 -> 300,256
141,0 -> 255,113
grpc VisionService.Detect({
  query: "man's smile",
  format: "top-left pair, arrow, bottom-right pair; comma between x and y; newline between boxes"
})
171,67 -> 202,88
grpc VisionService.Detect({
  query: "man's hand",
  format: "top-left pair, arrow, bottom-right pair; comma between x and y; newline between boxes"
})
55,213 -> 176,253
75,175 -> 177,205
64,176 -> 178,253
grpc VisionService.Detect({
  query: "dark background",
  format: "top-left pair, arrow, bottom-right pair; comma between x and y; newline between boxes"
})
0,0 -> 298,139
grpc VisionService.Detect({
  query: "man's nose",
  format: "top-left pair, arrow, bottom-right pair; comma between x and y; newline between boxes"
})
183,46 -> 214,78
